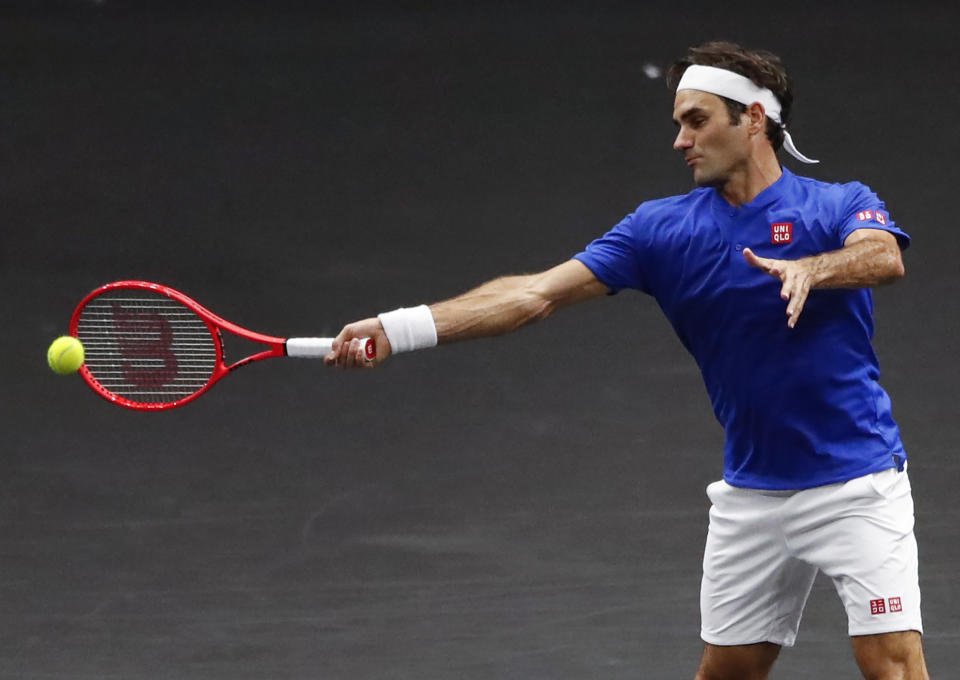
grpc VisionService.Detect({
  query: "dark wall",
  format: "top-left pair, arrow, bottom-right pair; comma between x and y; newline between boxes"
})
4,3 -> 957,678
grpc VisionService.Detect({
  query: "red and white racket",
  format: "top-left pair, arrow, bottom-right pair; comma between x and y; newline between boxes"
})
68,280 -> 374,410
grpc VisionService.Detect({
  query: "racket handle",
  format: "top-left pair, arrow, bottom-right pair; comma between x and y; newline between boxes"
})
286,337 -> 376,360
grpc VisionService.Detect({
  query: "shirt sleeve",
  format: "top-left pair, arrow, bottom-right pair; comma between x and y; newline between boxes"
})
838,182 -> 910,250
573,209 -> 648,294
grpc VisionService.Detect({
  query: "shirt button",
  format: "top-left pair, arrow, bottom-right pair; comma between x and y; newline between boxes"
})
735,244 -> 743,251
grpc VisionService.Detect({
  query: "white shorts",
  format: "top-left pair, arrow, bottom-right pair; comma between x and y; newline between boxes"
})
700,467 -> 922,647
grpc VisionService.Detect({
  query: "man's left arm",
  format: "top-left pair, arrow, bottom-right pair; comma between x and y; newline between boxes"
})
742,228 -> 906,328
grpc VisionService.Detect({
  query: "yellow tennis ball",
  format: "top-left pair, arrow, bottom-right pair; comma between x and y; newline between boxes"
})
47,336 -> 85,375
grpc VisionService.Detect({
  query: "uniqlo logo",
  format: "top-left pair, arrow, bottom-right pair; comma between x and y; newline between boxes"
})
857,210 -> 874,221
876,212 -> 887,225
870,599 -> 886,615
889,597 -> 902,612
771,222 -> 793,244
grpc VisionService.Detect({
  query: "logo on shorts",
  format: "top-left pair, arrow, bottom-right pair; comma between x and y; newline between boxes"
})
870,596 -> 902,615
771,222 -> 792,244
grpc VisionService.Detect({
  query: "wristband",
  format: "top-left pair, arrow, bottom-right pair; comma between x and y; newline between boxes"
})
377,305 -> 437,354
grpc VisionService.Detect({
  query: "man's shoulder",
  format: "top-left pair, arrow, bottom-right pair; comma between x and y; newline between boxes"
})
635,186 -> 714,219
786,172 -> 875,202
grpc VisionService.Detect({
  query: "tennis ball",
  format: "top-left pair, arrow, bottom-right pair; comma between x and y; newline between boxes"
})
47,336 -> 85,375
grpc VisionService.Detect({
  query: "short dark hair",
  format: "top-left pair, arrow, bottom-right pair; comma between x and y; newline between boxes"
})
667,41 -> 793,151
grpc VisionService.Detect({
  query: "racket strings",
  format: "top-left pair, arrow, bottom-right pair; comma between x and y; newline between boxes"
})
76,291 -> 217,404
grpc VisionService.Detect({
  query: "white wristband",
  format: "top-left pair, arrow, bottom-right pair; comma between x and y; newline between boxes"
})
377,305 -> 438,354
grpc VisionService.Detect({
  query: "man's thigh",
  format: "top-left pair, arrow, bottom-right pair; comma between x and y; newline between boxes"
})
851,631 -> 929,680
695,642 -> 781,680
700,480 -> 818,647
788,468 -> 923,637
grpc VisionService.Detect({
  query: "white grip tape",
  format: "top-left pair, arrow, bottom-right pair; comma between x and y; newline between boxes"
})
286,337 -> 376,360
286,337 -> 334,358
377,305 -> 437,354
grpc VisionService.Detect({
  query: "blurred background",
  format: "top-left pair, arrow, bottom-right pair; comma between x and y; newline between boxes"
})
3,1 -> 958,678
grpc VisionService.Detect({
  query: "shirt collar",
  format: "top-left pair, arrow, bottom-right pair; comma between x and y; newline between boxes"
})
714,166 -> 793,211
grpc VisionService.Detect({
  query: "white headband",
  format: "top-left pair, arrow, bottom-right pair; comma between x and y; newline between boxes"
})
676,64 -> 818,164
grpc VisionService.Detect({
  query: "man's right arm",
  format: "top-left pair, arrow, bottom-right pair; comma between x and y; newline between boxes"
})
326,259 -> 609,368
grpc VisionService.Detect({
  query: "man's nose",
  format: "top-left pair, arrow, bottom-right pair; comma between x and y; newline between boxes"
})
673,127 -> 693,151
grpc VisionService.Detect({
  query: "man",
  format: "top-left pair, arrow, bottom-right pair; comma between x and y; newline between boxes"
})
326,41 -> 928,679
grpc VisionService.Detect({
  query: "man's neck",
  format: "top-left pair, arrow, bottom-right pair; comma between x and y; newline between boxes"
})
718,150 -> 783,207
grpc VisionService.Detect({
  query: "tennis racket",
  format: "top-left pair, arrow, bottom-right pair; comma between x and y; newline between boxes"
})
68,280 -> 374,410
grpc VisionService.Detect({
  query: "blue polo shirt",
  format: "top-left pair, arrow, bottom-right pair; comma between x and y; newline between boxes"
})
574,168 -> 910,490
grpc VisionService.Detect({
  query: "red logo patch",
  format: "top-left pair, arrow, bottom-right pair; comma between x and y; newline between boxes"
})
889,597 -> 902,613
856,208 -> 890,226
870,599 -> 886,615
771,222 -> 792,244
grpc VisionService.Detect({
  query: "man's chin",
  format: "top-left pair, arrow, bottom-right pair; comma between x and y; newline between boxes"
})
691,163 -> 731,188
693,172 -> 723,188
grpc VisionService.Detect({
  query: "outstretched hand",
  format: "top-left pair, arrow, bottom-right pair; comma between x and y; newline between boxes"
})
743,248 -> 819,329
324,317 -> 393,368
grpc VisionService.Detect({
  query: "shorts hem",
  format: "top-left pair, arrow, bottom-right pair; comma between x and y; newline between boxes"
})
849,623 -> 923,637
701,631 -> 795,648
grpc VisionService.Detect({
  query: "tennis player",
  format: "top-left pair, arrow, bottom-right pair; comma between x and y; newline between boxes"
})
326,41 -> 928,679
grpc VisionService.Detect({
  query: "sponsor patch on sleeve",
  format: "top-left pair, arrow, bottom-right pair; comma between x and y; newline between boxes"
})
856,208 -> 889,226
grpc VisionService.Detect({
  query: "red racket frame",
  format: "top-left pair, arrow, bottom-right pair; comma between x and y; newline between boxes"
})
70,280 -> 304,411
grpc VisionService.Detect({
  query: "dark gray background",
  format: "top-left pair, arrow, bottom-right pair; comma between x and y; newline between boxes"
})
4,2 -> 958,678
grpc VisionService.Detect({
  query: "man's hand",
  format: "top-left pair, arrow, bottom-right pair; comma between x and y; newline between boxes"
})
743,248 -> 819,329
743,230 -> 904,329
324,317 -> 393,368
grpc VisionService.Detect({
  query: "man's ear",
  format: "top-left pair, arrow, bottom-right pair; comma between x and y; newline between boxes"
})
745,102 -> 767,136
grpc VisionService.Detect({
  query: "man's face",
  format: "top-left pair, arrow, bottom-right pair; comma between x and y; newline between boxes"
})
672,90 -> 750,187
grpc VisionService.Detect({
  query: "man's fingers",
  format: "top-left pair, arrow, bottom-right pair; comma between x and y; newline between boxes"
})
743,250 -> 816,329
324,325 -> 360,367
325,327 -> 355,366
780,272 -> 794,301
787,290 -> 807,328
350,337 -> 375,368
771,264 -> 811,322
742,247 -> 765,270
785,276 -> 812,328
324,336 -> 344,365
335,338 -> 362,368
325,318 -> 391,369
744,248 -> 783,278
